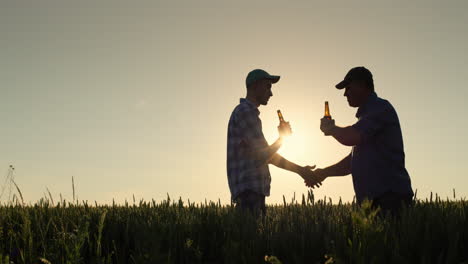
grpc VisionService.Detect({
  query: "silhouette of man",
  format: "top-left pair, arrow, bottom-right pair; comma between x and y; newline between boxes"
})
310,67 -> 414,215
227,69 -> 320,215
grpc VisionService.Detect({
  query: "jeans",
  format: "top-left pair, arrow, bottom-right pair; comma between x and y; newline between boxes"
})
235,190 -> 266,216
372,191 -> 413,217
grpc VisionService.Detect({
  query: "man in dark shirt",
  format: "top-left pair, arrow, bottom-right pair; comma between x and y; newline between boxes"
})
310,67 -> 413,215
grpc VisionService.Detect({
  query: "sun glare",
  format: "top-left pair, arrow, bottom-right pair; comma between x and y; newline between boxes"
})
278,130 -> 310,161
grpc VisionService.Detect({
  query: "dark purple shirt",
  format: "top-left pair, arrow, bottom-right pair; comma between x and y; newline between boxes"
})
351,92 -> 414,202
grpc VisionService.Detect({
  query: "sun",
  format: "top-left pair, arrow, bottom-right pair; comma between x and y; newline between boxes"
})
277,130 -> 310,161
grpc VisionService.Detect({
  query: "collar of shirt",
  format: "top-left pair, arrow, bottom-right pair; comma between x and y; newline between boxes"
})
355,92 -> 378,118
240,98 -> 260,115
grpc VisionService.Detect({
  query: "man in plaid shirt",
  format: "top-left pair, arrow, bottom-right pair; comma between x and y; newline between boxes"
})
227,69 -> 320,214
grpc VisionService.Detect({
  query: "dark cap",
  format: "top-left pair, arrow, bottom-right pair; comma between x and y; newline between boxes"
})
335,67 -> 373,89
246,69 -> 280,87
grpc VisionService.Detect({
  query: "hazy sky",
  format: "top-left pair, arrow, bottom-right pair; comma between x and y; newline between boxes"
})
1,0 -> 467,204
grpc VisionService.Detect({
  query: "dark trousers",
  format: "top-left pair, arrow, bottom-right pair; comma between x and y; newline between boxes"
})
371,191 -> 413,217
235,190 -> 266,216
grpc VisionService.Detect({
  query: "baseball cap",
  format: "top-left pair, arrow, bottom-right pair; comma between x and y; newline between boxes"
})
245,69 -> 280,87
335,67 -> 373,89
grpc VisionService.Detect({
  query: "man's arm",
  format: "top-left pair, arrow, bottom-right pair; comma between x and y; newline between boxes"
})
314,153 -> 352,181
268,153 -> 303,174
255,137 -> 283,162
321,104 -> 393,147
328,126 -> 361,146
237,108 -> 286,163
269,153 -> 322,188
249,123 -> 291,163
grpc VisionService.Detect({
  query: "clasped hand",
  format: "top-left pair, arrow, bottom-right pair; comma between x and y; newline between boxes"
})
298,165 -> 324,189
320,117 -> 336,136
278,121 -> 292,138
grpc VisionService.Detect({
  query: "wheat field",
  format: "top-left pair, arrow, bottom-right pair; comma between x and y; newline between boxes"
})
0,191 -> 467,264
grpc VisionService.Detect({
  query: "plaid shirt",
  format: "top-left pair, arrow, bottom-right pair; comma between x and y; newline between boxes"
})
227,98 -> 272,201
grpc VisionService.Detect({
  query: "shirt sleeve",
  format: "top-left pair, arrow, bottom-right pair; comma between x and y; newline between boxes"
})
236,108 -> 273,162
352,104 -> 395,143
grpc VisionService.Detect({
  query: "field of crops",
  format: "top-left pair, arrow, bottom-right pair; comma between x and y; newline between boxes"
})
0,194 -> 467,264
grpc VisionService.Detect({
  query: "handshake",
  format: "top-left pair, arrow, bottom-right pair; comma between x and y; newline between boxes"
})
298,165 -> 327,189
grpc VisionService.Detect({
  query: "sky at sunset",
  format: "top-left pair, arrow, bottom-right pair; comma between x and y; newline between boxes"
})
1,0 -> 467,204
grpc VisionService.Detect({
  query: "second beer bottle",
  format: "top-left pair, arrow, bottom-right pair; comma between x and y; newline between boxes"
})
324,101 -> 332,120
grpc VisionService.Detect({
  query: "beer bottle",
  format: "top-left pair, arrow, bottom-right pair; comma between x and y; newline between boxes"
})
277,110 -> 285,123
324,101 -> 332,120
277,109 -> 291,136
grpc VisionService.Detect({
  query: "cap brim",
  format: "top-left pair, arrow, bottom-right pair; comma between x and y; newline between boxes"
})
267,75 -> 280,84
335,79 -> 349,89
